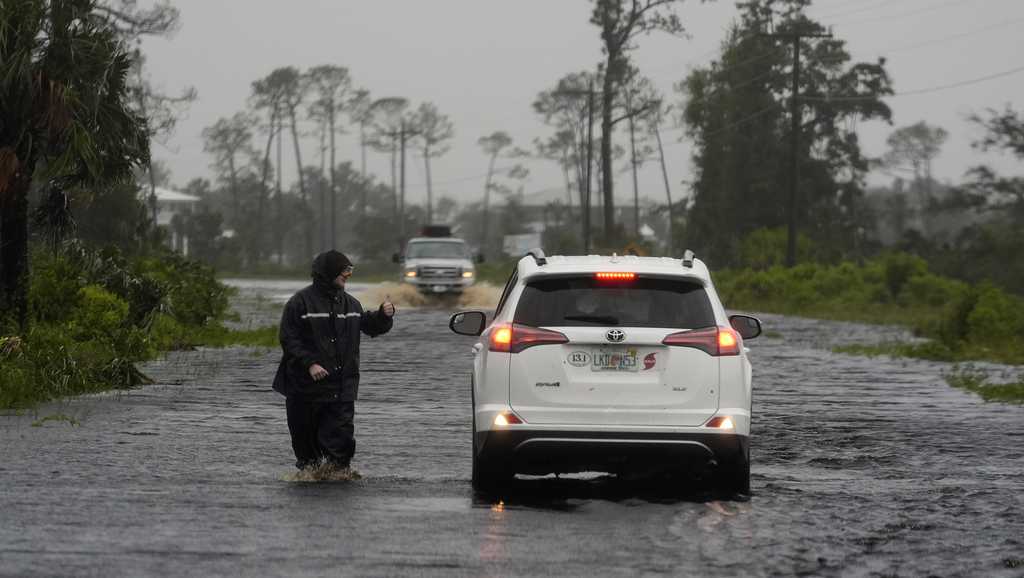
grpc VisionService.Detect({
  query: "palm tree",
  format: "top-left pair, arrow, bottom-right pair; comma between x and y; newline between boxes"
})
0,0 -> 148,329
411,102 -> 455,224
306,66 -> 353,249
477,132 -> 515,257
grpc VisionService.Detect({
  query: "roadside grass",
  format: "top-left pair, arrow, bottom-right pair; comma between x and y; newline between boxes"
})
833,341 -> 1024,365
31,413 -> 81,427
715,254 -> 1024,367
943,365 -> 1024,403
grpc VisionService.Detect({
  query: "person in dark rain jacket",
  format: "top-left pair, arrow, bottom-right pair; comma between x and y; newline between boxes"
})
273,250 -> 395,472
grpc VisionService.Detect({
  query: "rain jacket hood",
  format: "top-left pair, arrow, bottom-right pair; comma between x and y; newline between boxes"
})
311,250 -> 352,295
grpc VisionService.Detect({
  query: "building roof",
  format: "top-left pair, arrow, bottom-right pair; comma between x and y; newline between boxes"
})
141,186 -> 201,203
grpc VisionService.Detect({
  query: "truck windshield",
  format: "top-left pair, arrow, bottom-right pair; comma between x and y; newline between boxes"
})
406,242 -> 469,259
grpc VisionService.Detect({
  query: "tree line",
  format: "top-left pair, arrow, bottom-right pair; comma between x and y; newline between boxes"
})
5,0 -> 1024,333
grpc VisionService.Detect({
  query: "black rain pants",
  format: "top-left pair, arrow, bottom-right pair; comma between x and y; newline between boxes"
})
285,396 -> 356,469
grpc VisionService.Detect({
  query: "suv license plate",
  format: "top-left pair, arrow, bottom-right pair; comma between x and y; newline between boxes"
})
591,349 -> 639,372
432,285 -> 447,293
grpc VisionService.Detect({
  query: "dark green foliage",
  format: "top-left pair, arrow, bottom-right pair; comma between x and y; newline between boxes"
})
880,253 -> 928,301
943,365 -> 1024,403
134,252 -> 230,327
679,2 -> 892,266
0,244 -> 257,408
0,0 -> 149,326
719,245 -> 1024,365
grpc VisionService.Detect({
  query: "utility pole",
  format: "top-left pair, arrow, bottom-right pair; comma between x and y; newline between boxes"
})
399,119 -> 407,239
395,119 -> 421,240
627,91 -> 640,239
653,123 -> 673,256
762,29 -> 831,267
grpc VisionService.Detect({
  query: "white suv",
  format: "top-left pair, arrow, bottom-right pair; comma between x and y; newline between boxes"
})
449,250 -> 761,495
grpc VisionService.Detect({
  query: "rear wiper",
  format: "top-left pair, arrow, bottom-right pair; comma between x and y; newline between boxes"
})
563,314 -> 620,325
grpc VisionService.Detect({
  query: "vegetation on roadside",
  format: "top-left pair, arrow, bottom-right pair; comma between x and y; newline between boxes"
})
714,249 -> 1024,366
0,243 -> 276,409
942,365 -> 1024,403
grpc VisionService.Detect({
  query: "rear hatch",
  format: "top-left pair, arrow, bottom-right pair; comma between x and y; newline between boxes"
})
508,275 -> 719,427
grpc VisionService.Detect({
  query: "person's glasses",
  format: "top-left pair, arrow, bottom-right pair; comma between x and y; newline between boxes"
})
341,265 -> 354,277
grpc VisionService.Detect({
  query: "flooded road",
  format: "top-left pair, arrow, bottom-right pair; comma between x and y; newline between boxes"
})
2,279 -> 1022,577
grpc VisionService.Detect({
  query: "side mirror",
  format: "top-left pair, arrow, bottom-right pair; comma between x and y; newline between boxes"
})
391,252 -> 402,264
729,314 -> 762,340
475,253 -> 485,264
449,311 -> 487,336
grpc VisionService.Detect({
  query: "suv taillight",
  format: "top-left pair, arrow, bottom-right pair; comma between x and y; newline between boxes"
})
662,326 -> 740,356
489,323 -> 569,353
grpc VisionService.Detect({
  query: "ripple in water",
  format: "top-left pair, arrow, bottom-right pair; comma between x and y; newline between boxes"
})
284,463 -> 364,482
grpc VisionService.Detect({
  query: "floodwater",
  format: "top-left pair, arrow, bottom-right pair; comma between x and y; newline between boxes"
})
2,279 -> 1022,577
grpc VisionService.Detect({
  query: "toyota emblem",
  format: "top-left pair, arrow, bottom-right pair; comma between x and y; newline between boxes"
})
606,329 -> 625,343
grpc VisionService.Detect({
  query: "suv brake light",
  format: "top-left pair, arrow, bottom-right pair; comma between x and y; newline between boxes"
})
662,326 -> 740,356
595,272 -> 636,281
489,323 -> 569,353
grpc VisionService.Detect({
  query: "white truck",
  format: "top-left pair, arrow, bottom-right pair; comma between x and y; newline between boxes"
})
393,227 -> 482,295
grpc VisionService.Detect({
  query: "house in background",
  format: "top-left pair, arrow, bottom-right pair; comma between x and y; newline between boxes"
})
141,186 -> 201,255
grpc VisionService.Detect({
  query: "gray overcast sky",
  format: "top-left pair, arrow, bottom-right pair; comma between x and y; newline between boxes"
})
142,0 -> 1024,207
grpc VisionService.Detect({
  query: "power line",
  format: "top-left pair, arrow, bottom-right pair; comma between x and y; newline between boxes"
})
831,0 -> 978,27
800,63 -> 1024,101
814,0 -> 914,21
861,15 -> 1024,55
660,102 -> 782,147
406,165 -> 528,188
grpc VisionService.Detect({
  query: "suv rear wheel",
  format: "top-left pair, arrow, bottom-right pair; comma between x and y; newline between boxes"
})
472,448 -> 513,492
470,379 -> 513,492
714,448 -> 751,497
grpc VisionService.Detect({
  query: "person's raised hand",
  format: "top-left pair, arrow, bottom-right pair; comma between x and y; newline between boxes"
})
381,295 -> 396,317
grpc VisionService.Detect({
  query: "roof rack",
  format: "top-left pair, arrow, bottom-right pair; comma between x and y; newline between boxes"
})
526,248 -> 547,266
682,249 -> 695,268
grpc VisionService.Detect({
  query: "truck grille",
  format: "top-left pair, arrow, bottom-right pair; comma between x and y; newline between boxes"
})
420,266 -> 459,280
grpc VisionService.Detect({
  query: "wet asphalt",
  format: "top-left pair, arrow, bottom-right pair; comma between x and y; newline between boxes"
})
1,279 -> 1022,577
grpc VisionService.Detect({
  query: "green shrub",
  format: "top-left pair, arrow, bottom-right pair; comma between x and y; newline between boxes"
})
881,252 -> 928,301
29,252 -> 85,323
69,285 -> 129,341
1,244 -> 256,408
737,227 -> 813,270
965,283 -> 1024,346
135,253 -> 230,327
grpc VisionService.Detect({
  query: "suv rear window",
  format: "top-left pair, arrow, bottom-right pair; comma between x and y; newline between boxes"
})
514,276 -> 715,329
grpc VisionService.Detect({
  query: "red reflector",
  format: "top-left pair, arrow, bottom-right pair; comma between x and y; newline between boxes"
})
595,272 -> 636,281
495,412 -> 524,426
489,323 -> 568,353
705,416 -> 734,429
662,326 -> 740,356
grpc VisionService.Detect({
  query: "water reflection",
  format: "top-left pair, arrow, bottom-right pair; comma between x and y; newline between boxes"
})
470,474 -> 747,511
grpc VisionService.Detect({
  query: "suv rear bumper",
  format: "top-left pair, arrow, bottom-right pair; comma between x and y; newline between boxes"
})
475,429 -> 748,476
